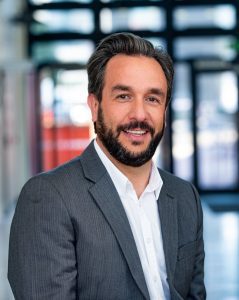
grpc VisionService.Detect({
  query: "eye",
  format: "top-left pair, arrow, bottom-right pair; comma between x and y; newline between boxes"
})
116,94 -> 131,101
146,96 -> 160,104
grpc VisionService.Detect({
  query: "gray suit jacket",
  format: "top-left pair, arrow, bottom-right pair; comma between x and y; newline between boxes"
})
8,141 -> 206,300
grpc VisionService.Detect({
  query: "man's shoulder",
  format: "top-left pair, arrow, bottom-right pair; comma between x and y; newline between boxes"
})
27,141 -> 97,185
158,168 -> 197,196
39,155 -> 82,179
158,168 -> 189,185
21,141 -> 103,196
21,156 -> 84,194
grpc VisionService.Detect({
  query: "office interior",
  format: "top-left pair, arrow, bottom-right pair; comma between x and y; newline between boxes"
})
0,0 -> 238,299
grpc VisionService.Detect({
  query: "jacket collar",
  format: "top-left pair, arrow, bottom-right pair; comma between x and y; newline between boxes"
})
80,142 -> 178,298
157,171 -> 178,289
80,141 -> 150,299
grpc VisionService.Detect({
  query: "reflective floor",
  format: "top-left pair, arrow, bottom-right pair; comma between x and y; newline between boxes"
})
203,202 -> 239,299
1,196 -> 239,300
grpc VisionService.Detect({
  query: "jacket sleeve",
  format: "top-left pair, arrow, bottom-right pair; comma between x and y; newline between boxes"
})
187,184 -> 206,300
8,176 -> 77,300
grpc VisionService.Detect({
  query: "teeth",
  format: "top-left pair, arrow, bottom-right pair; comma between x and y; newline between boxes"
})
126,130 -> 146,135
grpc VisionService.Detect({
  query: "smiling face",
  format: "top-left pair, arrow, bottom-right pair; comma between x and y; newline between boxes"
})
88,54 -> 168,167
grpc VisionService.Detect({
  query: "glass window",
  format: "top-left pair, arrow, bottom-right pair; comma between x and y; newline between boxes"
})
172,63 -> 193,181
174,36 -> 236,60
196,71 -> 238,189
54,70 -> 90,126
100,7 -> 165,33
40,68 -> 92,171
30,0 -> 92,4
101,0 -> 161,2
31,9 -> 94,34
32,40 -> 94,63
147,37 -> 166,50
174,5 -> 236,30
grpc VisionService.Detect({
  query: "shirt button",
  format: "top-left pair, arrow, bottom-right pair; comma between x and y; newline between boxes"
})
146,238 -> 151,244
153,276 -> 157,282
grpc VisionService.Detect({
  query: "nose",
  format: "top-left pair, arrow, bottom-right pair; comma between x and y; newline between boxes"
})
128,99 -> 147,121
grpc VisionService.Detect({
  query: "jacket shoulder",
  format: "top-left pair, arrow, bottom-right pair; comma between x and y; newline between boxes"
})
159,168 -> 192,187
158,168 -> 200,201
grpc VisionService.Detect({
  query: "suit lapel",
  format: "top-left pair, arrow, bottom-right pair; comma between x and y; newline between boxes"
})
80,142 -> 150,300
157,176 -> 178,285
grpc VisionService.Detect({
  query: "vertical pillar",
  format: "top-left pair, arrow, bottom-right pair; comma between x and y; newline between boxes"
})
0,0 -> 32,216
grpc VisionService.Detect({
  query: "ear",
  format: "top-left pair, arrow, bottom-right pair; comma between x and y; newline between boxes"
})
87,94 -> 99,122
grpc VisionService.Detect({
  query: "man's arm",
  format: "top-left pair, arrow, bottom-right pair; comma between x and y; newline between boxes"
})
8,176 -> 77,300
188,184 -> 206,299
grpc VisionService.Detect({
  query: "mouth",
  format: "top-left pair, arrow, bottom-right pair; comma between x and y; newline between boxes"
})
117,121 -> 154,142
123,129 -> 148,136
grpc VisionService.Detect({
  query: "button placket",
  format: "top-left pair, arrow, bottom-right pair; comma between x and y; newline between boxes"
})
139,209 -> 165,299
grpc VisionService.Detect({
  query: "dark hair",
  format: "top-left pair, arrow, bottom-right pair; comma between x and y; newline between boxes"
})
87,32 -> 174,105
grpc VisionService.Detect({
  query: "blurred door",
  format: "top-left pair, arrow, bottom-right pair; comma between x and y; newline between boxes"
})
172,62 -> 239,192
194,67 -> 239,192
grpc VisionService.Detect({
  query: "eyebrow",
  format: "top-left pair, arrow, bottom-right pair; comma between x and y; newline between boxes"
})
111,85 -> 132,93
148,88 -> 165,98
111,85 -> 165,98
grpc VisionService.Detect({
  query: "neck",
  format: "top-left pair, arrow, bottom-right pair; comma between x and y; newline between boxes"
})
96,138 -> 152,198
118,161 -> 152,198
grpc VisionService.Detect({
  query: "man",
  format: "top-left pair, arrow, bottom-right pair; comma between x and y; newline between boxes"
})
8,32 -> 206,300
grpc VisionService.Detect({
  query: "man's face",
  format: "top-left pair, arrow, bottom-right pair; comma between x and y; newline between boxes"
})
88,54 -> 168,167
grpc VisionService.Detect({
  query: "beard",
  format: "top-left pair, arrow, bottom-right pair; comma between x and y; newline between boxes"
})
95,105 -> 165,167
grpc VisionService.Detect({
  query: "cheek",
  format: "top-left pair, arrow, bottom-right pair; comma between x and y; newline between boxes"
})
153,112 -> 166,130
103,108 -> 125,127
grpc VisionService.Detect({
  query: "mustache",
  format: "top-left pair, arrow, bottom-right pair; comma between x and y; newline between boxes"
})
117,121 -> 155,136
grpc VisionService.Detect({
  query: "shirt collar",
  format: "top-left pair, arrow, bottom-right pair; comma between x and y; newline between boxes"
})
94,139 -> 163,200
146,162 -> 163,200
94,140 -> 128,198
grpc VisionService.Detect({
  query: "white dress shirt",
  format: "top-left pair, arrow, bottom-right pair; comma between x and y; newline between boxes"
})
94,140 -> 170,300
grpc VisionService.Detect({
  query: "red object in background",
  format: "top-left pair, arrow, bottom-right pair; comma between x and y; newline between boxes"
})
42,125 -> 90,171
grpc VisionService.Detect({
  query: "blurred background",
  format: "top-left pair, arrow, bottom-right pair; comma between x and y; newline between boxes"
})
0,0 -> 238,299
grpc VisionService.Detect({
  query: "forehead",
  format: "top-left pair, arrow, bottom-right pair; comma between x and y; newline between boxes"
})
104,54 -> 167,91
